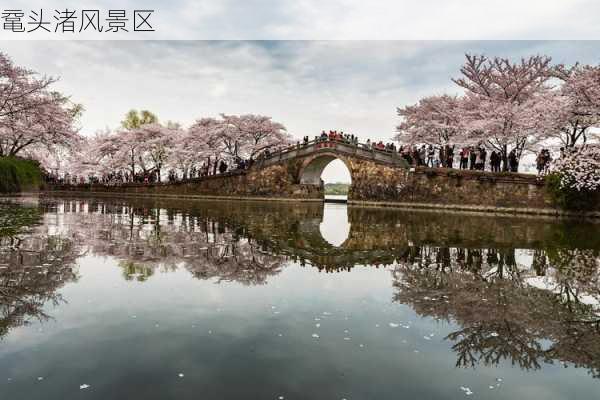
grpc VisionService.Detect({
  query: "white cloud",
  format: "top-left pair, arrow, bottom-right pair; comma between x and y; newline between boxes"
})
2,40 -> 599,138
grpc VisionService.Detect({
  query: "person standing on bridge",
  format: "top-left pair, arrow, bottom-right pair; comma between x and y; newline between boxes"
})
219,160 -> 228,174
445,144 -> 455,168
459,147 -> 469,169
508,149 -> 519,172
490,151 -> 500,172
418,145 -> 426,166
475,147 -> 483,170
411,146 -> 421,166
426,145 -> 435,167
480,147 -> 487,171
469,146 -> 477,170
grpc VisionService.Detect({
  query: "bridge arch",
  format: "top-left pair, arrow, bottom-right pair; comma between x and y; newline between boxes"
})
299,152 -> 352,185
254,139 -> 410,202
295,203 -> 351,249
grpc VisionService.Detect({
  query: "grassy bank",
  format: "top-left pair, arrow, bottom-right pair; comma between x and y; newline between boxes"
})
324,182 -> 349,195
0,157 -> 42,193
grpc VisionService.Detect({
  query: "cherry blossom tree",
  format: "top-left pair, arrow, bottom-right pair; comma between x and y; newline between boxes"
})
0,52 -> 55,120
136,123 -> 174,181
551,144 -> 600,192
88,110 -> 161,176
202,114 -> 291,161
187,117 -> 225,175
57,140 -> 98,177
0,52 -> 81,158
453,54 -> 556,171
22,146 -> 69,175
226,114 -> 291,160
170,122 -> 215,177
111,128 -> 145,175
187,114 -> 290,175
94,130 -> 122,173
395,95 -> 463,145
203,116 -> 236,158
72,131 -> 130,178
551,64 -> 600,147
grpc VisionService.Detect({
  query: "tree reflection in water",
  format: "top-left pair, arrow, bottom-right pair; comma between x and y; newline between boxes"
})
0,202 -> 79,339
392,245 -> 600,378
40,199 -> 288,285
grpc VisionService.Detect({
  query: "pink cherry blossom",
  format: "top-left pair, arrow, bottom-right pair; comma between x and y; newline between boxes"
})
0,52 -> 81,158
552,145 -> 600,192
395,95 -> 463,145
552,64 -> 600,147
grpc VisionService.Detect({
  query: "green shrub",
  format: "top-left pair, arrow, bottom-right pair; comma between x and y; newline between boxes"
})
546,172 -> 598,210
324,183 -> 350,195
0,203 -> 42,237
0,157 -> 42,193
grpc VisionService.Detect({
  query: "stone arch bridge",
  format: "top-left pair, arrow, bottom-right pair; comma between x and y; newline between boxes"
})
47,138 -> 565,214
253,139 -> 410,200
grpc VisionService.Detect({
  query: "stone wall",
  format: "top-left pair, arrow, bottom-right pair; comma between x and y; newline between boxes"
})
349,166 -> 599,215
48,163 -> 322,200
406,168 -> 551,208
346,158 -> 411,201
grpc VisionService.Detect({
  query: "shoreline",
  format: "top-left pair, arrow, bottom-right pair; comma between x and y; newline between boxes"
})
347,199 -> 600,220
20,190 -> 600,220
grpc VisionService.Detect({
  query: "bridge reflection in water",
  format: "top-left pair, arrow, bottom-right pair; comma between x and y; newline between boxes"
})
1,196 -> 599,383
319,203 -> 351,246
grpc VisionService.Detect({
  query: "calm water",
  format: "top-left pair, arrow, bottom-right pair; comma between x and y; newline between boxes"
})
0,196 -> 599,400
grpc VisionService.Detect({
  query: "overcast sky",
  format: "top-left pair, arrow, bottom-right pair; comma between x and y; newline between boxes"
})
2,40 -> 599,181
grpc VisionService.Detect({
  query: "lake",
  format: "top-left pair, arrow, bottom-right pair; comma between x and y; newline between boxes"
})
0,196 -> 599,400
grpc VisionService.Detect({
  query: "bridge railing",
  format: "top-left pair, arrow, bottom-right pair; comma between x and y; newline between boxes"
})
258,137 -> 407,166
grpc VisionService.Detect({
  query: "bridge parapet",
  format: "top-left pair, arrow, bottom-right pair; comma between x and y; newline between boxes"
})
257,139 -> 409,169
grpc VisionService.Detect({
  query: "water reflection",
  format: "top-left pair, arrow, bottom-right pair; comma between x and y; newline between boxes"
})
0,202 -> 79,338
391,246 -> 600,378
39,200 -> 289,285
1,196 -> 599,387
319,203 -> 350,246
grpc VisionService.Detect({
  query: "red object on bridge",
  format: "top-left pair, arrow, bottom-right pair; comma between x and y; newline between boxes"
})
316,142 -> 336,149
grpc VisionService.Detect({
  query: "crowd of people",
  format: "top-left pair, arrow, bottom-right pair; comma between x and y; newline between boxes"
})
396,144 -> 557,175
295,134 -> 536,173
46,156 -> 256,186
294,134 -> 557,175
48,130 -> 560,186
395,144 -> 515,172
296,130 -> 397,152
314,130 -> 360,145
